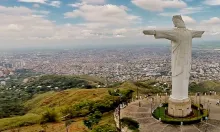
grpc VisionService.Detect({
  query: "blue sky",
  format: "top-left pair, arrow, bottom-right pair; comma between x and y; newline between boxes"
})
0,0 -> 220,49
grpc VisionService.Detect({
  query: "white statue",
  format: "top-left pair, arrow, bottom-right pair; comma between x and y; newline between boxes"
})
143,15 -> 204,100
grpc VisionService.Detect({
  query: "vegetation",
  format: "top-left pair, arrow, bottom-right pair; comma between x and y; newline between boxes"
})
133,80 -> 166,94
0,113 -> 41,130
0,74 -> 103,119
83,111 -> 102,129
152,103 -> 209,125
91,124 -> 117,132
120,117 -> 139,131
40,109 -> 59,123
61,89 -> 133,120
0,87 -> 133,131
189,81 -> 220,93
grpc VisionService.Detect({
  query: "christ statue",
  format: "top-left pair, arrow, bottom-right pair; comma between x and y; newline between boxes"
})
143,15 -> 204,117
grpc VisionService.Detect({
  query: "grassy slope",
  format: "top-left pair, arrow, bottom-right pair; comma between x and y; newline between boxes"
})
0,80 -> 158,131
25,88 -> 109,114
3,112 -> 115,132
189,81 -> 220,93
200,81 -> 220,92
0,88 -> 109,131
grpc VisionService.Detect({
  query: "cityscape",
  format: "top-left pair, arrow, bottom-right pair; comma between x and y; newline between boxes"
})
0,45 -> 219,84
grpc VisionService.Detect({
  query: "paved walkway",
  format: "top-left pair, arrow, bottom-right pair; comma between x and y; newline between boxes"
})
120,96 -> 220,132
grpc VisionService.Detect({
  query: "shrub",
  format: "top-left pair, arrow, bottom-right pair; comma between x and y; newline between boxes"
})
92,124 -> 117,132
152,103 -> 209,125
40,109 -> 59,123
61,100 -> 93,119
61,95 -> 121,120
83,111 -> 102,129
120,117 -> 139,130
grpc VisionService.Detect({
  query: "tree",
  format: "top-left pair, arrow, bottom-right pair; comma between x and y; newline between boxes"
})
83,111 -> 102,129
40,109 -> 59,123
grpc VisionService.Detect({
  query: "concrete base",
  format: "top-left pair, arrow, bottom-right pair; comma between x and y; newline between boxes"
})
168,97 -> 192,117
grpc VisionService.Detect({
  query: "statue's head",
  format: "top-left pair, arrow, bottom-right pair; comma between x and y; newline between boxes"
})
172,15 -> 186,28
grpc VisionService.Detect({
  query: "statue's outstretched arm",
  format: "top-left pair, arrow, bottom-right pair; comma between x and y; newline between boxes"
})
143,30 -> 156,35
191,30 -> 205,38
143,30 -> 177,41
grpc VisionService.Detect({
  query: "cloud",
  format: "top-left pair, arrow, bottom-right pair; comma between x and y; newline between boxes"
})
204,0 -> 220,5
33,10 -> 50,15
64,4 -> 141,25
18,0 -> 47,4
182,15 -> 196,24
49,1 -> 61,7
0,4 -> 144,44
33,4 -> 40,8
68,2 -> 85,8
1,4 -> 220,48
18,0 -> 61,7
81,0 -> 105,4
0,5 -> 50,17
0,6 -> 54,39
7,24 -> 24,31
131,0 -> 187,11
188,17 -> 220,36
201,17 -> 220,25
159,6 -> 203,16
0,5 -> 32,15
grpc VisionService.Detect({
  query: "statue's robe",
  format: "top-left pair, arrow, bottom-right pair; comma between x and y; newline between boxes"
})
154,28 -> 204,100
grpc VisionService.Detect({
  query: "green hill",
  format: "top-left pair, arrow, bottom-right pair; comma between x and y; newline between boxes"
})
189,81 -> 220,93
0,88 -> 112,131
0,75 -> 105,119
0,81 -> 135,131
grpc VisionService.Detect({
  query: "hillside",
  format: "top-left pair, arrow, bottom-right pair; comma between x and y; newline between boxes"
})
0,79 -> 164,131
0,88 -> 114,131
0,75 -> 105,119
25,88 -> 109,114
189,81 -> 220,93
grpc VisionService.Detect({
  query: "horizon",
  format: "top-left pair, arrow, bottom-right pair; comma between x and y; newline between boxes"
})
0,40 -> 219,51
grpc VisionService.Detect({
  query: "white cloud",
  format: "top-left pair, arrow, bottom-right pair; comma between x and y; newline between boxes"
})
201,17 -> 220,25
186,17 -> 220,36
184,0 -> 194,1
159,6 -> 203,16
0,4 -> 144,45
0,5 -> 32,15
131,0 -> 187,11
33,10 -> 50,15
0,6 -> 54,39
1,4 -> 220,48
64,4 -> 141,25
204,0 -> 220,5
68,2 -> 85,8
7,24 -> 24,31
182,15 -> 196,24
18,0 -> 47,4
49,1 -> 61,7
18,0 -> 61,7
33,4 -> 40,8
81,0 -> 105,4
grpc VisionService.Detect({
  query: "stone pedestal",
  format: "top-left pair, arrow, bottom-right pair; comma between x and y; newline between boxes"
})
168,97 -> 192,117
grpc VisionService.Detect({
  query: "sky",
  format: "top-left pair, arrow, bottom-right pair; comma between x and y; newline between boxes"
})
0,0 -> 220,49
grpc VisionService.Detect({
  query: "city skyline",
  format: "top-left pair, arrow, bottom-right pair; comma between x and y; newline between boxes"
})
1,0 -> 220,49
